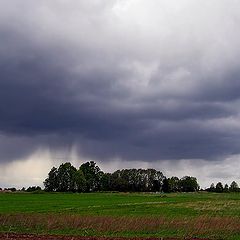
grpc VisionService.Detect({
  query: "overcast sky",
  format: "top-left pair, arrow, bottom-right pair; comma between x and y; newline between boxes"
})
1,0 -> 240,189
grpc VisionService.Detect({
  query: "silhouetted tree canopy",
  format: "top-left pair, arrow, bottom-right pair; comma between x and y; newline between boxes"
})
215,182 -> 224,193
230,181 -> 239,192
207,181 -> 240,193
44,161 -> 203,193
80,161 -> 103,192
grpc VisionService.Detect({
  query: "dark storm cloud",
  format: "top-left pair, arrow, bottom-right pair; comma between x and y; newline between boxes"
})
1,0 -> 240,163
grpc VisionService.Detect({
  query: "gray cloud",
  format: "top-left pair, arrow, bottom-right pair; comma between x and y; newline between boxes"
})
0,0 -> 240,165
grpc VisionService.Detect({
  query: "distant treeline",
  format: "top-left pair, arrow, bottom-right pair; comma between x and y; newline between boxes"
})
43,161 -> 200,193
1,161 -> 239,193
0,186 -> 41,192
206,181 -> 240,193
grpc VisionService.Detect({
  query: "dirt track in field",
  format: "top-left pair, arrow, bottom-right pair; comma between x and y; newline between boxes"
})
0,233 -> 209,240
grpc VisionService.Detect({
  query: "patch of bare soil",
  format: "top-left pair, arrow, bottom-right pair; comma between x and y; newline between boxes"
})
0,233 -> 209,240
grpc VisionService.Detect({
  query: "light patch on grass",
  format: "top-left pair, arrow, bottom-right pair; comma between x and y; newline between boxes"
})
117,201 -> 165,206
176,200 -> 240,212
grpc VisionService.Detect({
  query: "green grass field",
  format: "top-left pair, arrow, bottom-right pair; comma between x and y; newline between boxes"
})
0,192 -> 240,239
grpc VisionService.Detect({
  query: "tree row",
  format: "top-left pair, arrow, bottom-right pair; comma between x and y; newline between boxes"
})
206,181 -> 240,193
44,161 -> 199,192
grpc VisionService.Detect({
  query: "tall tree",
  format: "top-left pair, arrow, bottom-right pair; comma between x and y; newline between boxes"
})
110,170 -> 129,192
215,182 -> 224,193
180,176 -> 199,192
168,177 -> 180,192
223,184 -> 229,193
100,173 -> 111,191
74,169 -> 87,192
44,167 -> 58,192
80,161 -> 103,192
57,162 -> 77,192
147,169 -> 165,192
162,178 -> 170,193
229,181 -> 239,192
209,183 -> 215,192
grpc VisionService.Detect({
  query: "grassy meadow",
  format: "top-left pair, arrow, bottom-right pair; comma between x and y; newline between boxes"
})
0,192 -> 240,239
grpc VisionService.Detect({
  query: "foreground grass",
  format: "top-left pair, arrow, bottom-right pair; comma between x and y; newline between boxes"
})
0,192 -> 240,239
